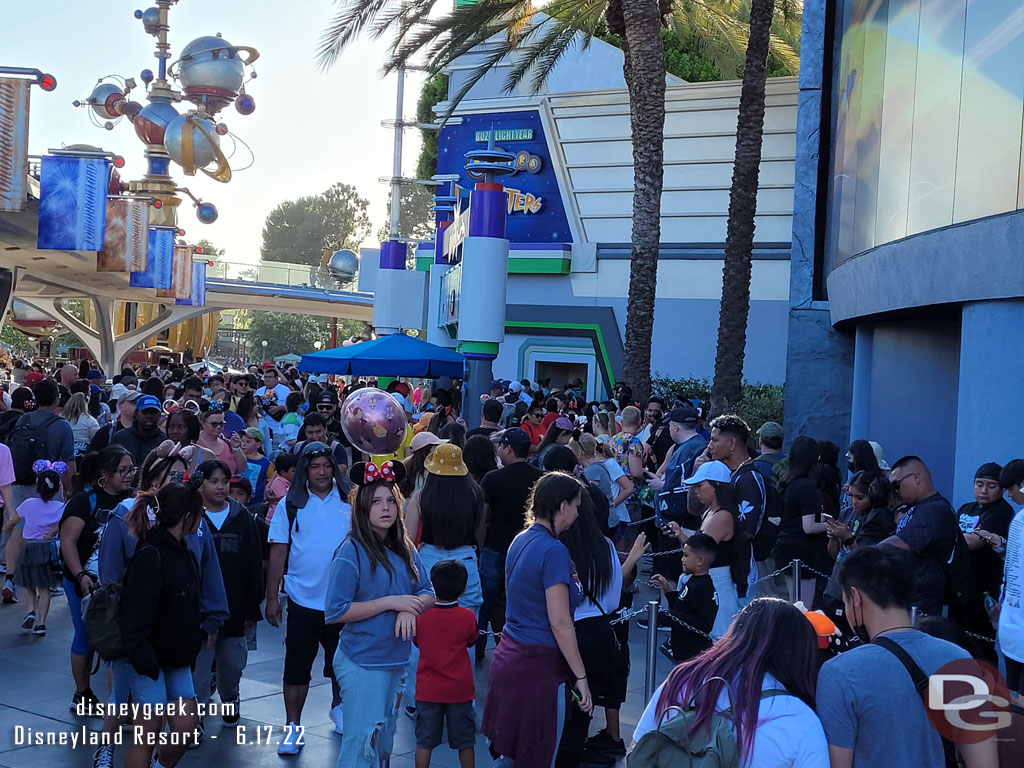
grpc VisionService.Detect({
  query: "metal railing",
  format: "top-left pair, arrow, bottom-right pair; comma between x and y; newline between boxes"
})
205,260 -> 357,290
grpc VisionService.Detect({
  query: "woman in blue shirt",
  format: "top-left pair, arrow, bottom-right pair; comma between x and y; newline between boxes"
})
325,460 -> 434,768
482,471 -> 593,768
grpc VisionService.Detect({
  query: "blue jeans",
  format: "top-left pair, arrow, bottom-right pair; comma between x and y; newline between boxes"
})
334,647 -> 406,768
478,548 -> 506,645
112,660 -> 195,706
62,577 -> 90,656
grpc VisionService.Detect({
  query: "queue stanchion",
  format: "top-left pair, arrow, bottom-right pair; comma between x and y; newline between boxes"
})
910,606 -> 918,626
644,600 -> 659,702
790,559 -> 802,604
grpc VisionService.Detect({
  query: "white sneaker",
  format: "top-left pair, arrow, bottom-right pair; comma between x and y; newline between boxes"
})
277,722 -> 304,755
92,745 -> 115,768
329,704 -> 344,735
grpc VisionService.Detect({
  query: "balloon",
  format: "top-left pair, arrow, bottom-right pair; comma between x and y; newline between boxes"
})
340,387 -> 407,456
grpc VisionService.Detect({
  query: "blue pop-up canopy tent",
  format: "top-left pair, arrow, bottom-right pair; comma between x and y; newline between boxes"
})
297,333 -> 465,378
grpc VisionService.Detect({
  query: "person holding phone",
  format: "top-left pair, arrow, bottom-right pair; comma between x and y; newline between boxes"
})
482,472 -> 593,768
195,406 -> 246,474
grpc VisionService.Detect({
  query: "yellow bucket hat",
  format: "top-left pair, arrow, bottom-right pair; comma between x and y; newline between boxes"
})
424,443 -> 468,477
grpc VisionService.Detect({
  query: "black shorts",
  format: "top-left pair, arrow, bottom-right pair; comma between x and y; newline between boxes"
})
575,615 -> 628,708
414,700 -> 476,750
283,601 -> 342,686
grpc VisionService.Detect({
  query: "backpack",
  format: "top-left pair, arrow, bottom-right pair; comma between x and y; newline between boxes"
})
943,527 -> 971,606
731,462 -> 782,561
628,687 -> 793,768
82,581 -> 124,661
9,412 -> 60,484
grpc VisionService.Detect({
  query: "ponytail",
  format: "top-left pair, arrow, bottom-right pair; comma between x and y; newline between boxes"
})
125,490 -> 158,539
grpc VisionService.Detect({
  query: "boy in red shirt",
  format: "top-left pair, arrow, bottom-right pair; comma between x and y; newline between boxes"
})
414,560 -> 479,768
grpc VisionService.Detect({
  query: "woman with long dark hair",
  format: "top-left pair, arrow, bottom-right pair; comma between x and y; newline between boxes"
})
663,460 -> 740,638
846,439 -> 881,476
119,478 -> 207,768
631,599 -> 828,766
325,460 -> 434,768
772,436 -> 829,607
534,416 -> 577,468
482,472 -> 593,767
463,434 -> 498,484
438,421 -> 466,449
59,444 -> 135,712
555,485 -> 648,766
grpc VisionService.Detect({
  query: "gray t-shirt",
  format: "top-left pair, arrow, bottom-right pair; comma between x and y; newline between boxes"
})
816,630 -> 969,767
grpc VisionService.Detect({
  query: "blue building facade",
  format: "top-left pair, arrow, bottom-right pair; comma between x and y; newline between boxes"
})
786,0 -> 1024,501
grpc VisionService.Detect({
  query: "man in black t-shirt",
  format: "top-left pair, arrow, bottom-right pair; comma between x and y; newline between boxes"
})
467,398 -> 503,438
883,456 -> 959,615
952,461 -> 1015,652
477,428 -> 544,655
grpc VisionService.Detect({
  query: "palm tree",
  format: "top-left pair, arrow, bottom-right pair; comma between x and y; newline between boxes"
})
708,0 -> 799,418
318,0 -> 798,404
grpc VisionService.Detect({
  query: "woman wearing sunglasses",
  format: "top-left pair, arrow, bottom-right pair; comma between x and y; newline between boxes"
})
195,405 -> 246,475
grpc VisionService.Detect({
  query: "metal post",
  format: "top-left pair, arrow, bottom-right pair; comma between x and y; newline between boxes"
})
644,600 -> 659,702
790,559 -> 802,603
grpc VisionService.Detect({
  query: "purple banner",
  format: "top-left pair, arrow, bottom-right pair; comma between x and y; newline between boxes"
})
379,239 -> 406,270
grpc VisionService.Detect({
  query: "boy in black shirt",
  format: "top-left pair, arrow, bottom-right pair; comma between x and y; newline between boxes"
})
651,533 -> 719,662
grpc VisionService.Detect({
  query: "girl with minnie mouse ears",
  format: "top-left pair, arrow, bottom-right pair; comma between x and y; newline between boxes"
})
325,459 -> 435,768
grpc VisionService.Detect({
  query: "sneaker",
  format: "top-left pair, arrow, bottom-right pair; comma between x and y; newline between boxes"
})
21,611 -> 35,630
404,705 -> 416,719
658,639 -> 675,662
222,696 -> 240,725
70,689 -> 103,717
2,580 -> 17,604
634,616 -> 671,632
329,704 -> 343,735
585,729 -> 627,758
32,624 -> 46,635
277,722 -> 305,755
188,717 -> 204,749
92,744 -> 115,768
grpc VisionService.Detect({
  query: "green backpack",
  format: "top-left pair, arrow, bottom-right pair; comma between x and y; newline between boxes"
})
628,685 -> 792,768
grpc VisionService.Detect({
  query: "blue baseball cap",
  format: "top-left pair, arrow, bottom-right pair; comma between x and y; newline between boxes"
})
136,394 -> 162,412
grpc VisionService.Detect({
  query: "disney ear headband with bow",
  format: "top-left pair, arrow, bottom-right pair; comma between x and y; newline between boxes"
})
32,459 -> 68,476
349,460 -> 407,487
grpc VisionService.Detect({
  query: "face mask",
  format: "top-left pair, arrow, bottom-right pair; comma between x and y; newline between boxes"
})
848,592 -> 870,644
204,388 -> 213,398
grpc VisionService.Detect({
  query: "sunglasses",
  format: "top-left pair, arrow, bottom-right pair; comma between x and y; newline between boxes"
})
891,472 -> 918,491
317,404 -> 335,411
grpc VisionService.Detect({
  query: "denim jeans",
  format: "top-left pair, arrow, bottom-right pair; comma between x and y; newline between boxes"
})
334,647 -> 405,768
477,547 -> 506,649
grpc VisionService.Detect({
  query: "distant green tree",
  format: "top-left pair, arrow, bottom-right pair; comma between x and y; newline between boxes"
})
0,326 -> 34,357
194,239 -> 225,262
416,73 -> 449,180
260,182 -> 372,267
246,311 -> 328,360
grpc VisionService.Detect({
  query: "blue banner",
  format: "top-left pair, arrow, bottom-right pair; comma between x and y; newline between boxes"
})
176,260 -> 207,307
37,155 -> 109,251
130,226 -> 174,289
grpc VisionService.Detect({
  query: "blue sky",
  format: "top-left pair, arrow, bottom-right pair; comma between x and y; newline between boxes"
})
2,0 -> 427,263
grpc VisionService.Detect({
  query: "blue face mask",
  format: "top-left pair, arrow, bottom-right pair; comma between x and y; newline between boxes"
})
204,388 -> 213,398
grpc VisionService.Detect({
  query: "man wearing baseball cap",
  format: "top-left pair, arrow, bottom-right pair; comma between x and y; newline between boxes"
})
109,394 -> 166,466
753,421 -> 785,480
477,427 -> 544,658
646,406 -> 706,493
86,389 -> 142,454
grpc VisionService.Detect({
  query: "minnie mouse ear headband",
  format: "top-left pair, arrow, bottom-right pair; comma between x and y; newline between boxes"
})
349,460 -> 407,487
32,459 -> 68,476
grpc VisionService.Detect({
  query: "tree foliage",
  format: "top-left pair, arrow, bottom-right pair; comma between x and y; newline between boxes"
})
416,73 -> 449,180
194,239 -> 225,262
260,182 -> 372,267
245,311 -> 329,360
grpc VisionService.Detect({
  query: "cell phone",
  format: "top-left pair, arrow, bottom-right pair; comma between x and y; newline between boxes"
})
654,509 -> 668,529
570,688 -> 582,704
822,513 -> 836,522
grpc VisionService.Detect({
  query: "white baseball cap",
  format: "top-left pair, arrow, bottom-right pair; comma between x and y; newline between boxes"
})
682,460 -> 733,486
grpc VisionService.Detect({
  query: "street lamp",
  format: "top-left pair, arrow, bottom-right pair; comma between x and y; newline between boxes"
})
261,339 -> 268,359
314,340 -> 323,350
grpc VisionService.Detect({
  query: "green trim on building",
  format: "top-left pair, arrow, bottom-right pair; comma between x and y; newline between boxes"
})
507,257 -> 571,275
459,340 -> 499,355
504,320 -> 616,388
415,256 -> 433,272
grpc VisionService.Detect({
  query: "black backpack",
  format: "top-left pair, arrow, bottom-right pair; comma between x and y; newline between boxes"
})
943,528 -> 971,606
9,412 -> 60,484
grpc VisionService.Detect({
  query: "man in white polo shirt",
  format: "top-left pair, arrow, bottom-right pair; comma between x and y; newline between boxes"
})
266,442 -> 351,755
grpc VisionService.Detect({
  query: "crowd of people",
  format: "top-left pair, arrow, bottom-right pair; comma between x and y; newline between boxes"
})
0,357 -> 1020,767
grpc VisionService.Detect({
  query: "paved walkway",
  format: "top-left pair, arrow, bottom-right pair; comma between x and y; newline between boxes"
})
0,587 -> 671,767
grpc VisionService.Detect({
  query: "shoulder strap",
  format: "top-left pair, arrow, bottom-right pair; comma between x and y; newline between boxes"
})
506,530 -> 542,581
760,688 -> 796,701
874,636 -> 929,697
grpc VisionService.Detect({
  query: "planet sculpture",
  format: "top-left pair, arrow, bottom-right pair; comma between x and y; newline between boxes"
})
327,249 -> 358,282
133,101 -> 180,146
175,35 -> 258,113
164,114 -> 220,171
340,387 -> 407,456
